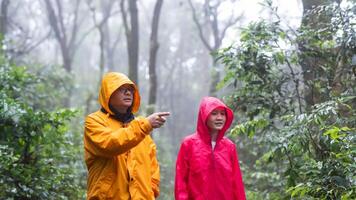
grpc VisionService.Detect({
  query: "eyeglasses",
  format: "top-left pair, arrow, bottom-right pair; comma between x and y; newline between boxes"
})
118,87 -> 135,94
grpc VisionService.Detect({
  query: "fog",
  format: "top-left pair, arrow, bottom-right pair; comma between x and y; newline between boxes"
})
1,0 -> 303,198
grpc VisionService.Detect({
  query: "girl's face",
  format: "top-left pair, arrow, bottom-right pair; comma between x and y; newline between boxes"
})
206,108 -> 226,132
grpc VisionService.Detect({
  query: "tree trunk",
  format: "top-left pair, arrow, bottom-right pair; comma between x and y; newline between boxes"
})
99,27 -> 105,80
0,0 -> 10,40
121,0 -> 139,85
209,59 -> 220,97
299,0 -> 338,160
128,0 -> 139,85
44,0 -> 73,72
188,0 -> 240,97
44,0 -> 82,106
299,0 -> 334,108
62,45 -> 72,72
147,0 -> 164,114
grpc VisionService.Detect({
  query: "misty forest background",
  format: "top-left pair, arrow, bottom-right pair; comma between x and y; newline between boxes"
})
1,0 -> 355,199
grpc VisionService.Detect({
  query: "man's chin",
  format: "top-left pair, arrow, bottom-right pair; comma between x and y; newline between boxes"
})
123,102 -> 133,108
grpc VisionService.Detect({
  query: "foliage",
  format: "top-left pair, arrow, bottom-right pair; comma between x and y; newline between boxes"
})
0,56 -> 85,199
281,98 -> 355,199
218,1 -> 356,199
155,135 -> 175,200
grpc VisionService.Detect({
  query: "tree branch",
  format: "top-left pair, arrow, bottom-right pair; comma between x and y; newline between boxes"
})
187,0 -> 213,51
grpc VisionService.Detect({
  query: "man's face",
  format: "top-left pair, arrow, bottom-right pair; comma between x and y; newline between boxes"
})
206,108 -> 226,132
109,84 -> 135,113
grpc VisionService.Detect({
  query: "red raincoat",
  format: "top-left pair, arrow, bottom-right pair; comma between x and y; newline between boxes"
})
175,97 -> 246,200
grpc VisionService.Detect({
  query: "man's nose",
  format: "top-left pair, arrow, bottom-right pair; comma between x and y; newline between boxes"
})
124,89 -> 133,94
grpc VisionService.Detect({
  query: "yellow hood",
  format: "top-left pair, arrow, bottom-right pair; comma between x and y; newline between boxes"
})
99,72 -> 140,114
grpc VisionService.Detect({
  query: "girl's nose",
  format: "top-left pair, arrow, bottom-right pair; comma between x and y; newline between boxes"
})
216,114 -> 223,119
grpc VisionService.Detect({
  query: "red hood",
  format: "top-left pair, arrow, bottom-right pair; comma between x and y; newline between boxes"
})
196,97 -> 234,144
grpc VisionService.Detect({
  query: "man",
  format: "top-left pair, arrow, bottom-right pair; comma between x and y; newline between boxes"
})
84,72 -> 169,199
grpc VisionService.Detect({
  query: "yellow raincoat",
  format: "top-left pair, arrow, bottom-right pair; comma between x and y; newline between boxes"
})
84,72 -> 160,200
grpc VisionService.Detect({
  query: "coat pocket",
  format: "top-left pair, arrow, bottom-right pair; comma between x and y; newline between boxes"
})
90,173 -> 115,199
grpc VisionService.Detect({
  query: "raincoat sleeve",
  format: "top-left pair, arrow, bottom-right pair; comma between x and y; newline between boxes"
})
84,115 -> 153,157
148,137 -> 160,197
232,145 -> 246,200
175,141 -> 190,200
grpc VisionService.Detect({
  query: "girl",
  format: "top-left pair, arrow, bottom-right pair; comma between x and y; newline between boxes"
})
175,97 -> 246,200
